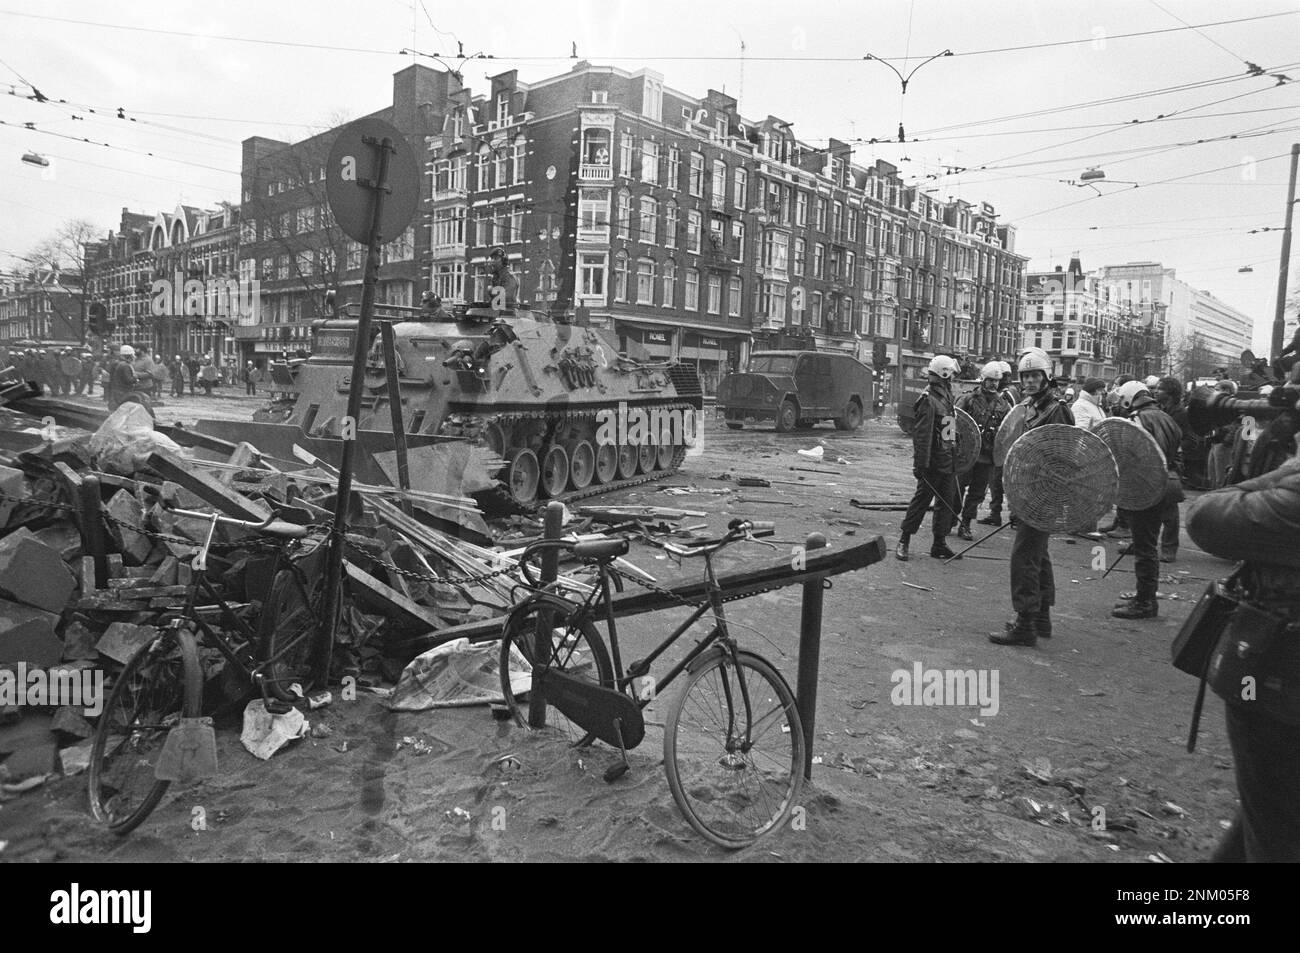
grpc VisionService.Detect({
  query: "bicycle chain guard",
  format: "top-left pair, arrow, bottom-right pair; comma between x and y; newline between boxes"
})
154,716 -> 218,782
537,669 -> 646,750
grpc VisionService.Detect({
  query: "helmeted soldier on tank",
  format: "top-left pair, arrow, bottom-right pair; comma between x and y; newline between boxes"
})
989,349 -> 1075,647
1109,380 -> 1183,620
486,246 -> 519,314
956,361 -> 1009,540
896,354 -> 962,562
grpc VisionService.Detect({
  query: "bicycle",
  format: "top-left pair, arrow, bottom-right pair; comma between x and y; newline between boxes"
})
497,519 -> 805,849
88,504 -> 339,835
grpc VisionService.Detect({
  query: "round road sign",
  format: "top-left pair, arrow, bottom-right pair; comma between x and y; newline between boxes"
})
325,117 -> 420,245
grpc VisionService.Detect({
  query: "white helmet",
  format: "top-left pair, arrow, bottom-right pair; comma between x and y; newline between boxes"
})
119,344 -> 135,357
1143,375 -> 1160,389
1018,351 -> 1051,376
927,355 -> 960,380
1115,380 -> 1149,411
979,362 -> 1002,381
996,360 -> 1013,377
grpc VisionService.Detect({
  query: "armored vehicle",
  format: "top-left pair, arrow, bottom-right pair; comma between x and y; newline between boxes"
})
218,304 -> 702,505
717,350 -> 872,432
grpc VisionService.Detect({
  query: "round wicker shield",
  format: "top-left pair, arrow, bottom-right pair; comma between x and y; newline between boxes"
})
1093,417 -> 1168,510
953,407 -> 981,475
1003,425 -> 1118,533
993,402 -> 1029,468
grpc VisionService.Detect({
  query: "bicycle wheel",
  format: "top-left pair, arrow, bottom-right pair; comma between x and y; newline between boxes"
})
260,567 -> 339,701
664,648 -> 805,849
88,628 -> 202,835
498,593 -> 614,745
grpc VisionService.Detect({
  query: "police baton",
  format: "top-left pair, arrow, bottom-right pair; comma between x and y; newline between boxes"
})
943,520 -> 1009,564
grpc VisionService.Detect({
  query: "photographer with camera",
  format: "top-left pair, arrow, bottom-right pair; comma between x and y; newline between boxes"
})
1185,370 -> 1300,861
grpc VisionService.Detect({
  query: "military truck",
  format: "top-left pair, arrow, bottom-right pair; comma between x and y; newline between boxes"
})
717,350 -> 872,432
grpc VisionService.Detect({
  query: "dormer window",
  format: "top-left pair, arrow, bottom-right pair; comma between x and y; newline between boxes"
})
496,96 -> 510,125
591,89 -> 609,104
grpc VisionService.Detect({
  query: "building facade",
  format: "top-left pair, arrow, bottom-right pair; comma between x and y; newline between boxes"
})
0,269 -> 83,346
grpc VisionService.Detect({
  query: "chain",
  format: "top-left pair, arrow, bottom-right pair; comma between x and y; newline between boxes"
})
0,491 -> 75,513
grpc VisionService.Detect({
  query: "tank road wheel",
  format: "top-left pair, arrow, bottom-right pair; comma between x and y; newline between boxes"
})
616,444 -> 638,480
834,400 -> 864,432
775,399 -> 799,433
540,445 -> 569,498
564,440 -> 595,490
636,443 -> 656,474
655,440 -> 675,471
594,443 -> 618,484
505,448 -> 540,504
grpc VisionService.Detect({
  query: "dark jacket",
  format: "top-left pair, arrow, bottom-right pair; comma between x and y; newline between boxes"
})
957,386 -> 1009,463
1187,457 -> 1300,571
1022,385 -> 1074,431
912,379 -> 956,473
1129,395 -> 1182,472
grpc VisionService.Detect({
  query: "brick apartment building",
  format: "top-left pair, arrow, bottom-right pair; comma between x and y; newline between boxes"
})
0,269 -> 84,346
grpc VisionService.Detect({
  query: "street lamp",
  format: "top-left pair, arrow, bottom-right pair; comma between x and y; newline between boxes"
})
863,50 -> 953,141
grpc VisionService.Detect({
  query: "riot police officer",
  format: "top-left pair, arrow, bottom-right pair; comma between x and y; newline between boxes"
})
1187,416 -> 1300,861
989,350 -> 1074,646
956,362 -> 1009,539
1110,380 -> 1182,620
897,355 -> 962,561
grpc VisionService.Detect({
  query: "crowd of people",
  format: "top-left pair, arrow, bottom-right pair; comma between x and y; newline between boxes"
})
1,344 -> 268,402
899,346 -> 1300,862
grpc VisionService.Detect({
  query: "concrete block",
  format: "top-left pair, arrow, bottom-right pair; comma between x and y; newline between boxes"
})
30,521 -> 83,562
0,599 -> 63,668
94,622 -> 158,665
106,490 -> 152,564
2,740 -> 58,779
59,739 -> 93,776
60,620 -> 100,661
51,705 -> 93,738
0,532 -> 77,613
0,464 -> 25,529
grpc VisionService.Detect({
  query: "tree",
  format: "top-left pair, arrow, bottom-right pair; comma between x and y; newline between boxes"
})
1172,330 -> 1218,381
27,218 -> 99,344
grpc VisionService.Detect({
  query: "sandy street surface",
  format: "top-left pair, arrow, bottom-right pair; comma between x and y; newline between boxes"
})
0,404 -> 1238,862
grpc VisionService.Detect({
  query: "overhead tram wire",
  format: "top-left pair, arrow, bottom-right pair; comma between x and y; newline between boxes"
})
0,118 -> 240,176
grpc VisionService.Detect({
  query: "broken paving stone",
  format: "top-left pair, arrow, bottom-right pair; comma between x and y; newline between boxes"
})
0,600 -> 62,668
0,712 -> 54,753
105,491 -> 152,564
59,740 -> 93,776
0,464 -> 25,527
30,522 -> 83,562
0,532 -> 76,614
50,706 -> 93,739
1,740 -> 57,780
94,622 -> 158,665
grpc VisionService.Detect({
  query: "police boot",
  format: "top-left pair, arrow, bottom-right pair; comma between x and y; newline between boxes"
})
977,509 -> 1001,526
957,520 -> 973,541
989,612 -> 1038,646
895,535 -> 910,562
1112,596 -> 1158,620
1036,606 -> 1052,639
930,540 -> 958,560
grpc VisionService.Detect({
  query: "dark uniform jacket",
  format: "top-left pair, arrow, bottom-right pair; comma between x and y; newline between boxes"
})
958,387 -> 1009,463
1022,385 -> 1074,431
1129,395 -> 1182,472
912,380 -> 956,474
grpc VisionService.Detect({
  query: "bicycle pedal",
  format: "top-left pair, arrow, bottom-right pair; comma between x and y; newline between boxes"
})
603,762 -> 630,783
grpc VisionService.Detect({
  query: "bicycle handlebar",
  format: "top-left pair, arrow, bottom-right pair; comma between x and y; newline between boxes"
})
169,506 -> 310,539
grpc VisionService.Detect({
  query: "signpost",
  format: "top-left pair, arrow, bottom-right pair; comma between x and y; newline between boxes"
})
317,117 -> 420,682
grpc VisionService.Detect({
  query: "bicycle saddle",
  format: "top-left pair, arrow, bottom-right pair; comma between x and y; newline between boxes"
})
573,538 -> 629,561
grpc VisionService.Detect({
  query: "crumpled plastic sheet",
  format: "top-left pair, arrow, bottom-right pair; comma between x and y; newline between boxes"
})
240,699 -> 309,760
88,402 -> 183,475
388,637 -> 532,711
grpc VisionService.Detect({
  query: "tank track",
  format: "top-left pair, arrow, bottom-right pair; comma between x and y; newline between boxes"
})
442,405 -> 696,504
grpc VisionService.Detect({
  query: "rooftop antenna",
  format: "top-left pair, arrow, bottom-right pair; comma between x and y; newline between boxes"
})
732,28 -> 745,108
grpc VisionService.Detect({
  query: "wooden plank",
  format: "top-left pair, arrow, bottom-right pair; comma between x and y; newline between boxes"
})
344,562 -> 442,632
216,442 -> 259,489
147,449 -> 269,521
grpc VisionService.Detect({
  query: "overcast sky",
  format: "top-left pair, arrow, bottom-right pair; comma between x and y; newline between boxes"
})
2,0 -> 1297,351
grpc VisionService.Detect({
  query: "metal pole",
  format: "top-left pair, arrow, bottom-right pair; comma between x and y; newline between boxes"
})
78,475 -> 108,588
796,531 -> 827,780
318,134 -> 394,687
379,321 -> 412,516
1272,143 -> 1299,362
529,501 -> 565,728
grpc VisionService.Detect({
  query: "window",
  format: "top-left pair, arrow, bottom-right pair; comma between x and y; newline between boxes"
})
296,207 -> 314,233
277,255 -> 290,280
509,205 -> 524,244
763,230 -> 789,275
477,147 -> 491,189
496,95 -> 510,125
240,220 -> 257,243
279,211 -> 292,235
295,250 -> 313,275
733,167 -> 747,208
494,149 -> 507,189
239,258 -> 255,284
731,221 -> 744,262
433,207 -> 466,249
810,292 -> 822,328
637,259 -> 655,304
617,189 -> 632,239
832,202 -> 843,238
711,159 -> 727,205
619,132 -> 634,177
845,297 -> 856,332
814,198 -> 826,232
845,251 -> 856,286
449,154 -> 467,191
707,274 -> 722,314
684,268 -> 700,310
345,242 -> 364,271
613,251 -> 629,302
579,253 -> 606,298
639,197 -> 657,244
432,262 -> 465,303
847,209 -> 858,242
384,226 -> 415,263
829,248 -> 842,281
591,89 -> 608,104
579,189 -> 610,230
512,136 -> 527,184
686,210 -> 702,253
665,202 -> 678,248
662,261 -> 675,306
728,277 -> 742,317
901,268 -> 913,300
667,146 -> 680,190
902,309 -> 912,340
641,140 -> 659,184
688,152 -> 705,196
795,191 -> 808,227
813,243 -> 825,279
761,281 -> 787,321
793,238 -> 806,277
